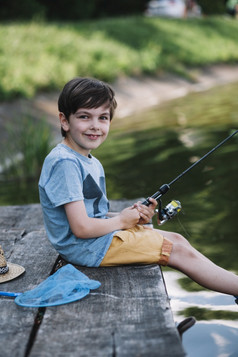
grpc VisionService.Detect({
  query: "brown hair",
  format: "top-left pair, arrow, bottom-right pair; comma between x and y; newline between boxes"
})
58,77 -> 117,137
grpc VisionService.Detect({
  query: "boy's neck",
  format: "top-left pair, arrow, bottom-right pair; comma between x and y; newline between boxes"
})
62,138 -> 91,157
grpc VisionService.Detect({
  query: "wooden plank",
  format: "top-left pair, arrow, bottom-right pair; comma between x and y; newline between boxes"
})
0,203 -> 185,357
0,205 -> 58,357
31,265 -> 185,357
0,204 -> 44,231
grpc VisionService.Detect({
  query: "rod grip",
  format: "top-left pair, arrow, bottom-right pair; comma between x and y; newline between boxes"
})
142,184 -> 170,206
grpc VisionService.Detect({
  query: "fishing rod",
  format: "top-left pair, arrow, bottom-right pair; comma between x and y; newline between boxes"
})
142,129 -> 238,224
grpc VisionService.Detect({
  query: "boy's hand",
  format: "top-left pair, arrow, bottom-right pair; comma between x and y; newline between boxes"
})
133,198 -> 157,225
119,206 -> 140,229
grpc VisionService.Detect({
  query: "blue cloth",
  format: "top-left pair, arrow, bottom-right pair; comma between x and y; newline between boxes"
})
39,144 -> 116,267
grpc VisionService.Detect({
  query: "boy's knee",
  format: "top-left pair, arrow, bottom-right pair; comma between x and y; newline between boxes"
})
173,243 -> 196,260
168,243 -> 202,272
171,232 -> 190,246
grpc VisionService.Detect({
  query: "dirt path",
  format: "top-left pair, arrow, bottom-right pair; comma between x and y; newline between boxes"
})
113,64 -> 238,118
1,64 -> 238,141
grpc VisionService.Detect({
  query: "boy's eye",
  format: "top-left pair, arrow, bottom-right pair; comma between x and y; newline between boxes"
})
100,116 -> 109,120
79,115 -> 88,119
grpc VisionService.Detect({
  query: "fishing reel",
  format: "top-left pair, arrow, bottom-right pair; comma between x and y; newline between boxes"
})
157,199 -> 181,225
143,130 -> 238,225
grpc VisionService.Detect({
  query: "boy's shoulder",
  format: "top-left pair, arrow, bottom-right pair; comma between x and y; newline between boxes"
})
40,144 -> 89,185
46,144 -> 75,162
41,144 -> 79,177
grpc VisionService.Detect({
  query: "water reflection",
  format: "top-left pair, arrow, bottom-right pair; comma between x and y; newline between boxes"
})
164,271 -> 238,357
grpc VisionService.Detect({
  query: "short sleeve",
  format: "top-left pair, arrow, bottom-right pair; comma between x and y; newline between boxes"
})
44,159 -> 84,207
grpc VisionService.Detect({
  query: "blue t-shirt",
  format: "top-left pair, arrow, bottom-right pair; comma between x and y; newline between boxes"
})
39,144 -> 116,267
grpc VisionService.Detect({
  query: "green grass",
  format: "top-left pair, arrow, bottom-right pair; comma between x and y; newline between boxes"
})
1,15 -> 238,100
1,116 -> 53,179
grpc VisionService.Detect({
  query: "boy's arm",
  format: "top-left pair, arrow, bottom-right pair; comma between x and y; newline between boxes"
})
106,212 -> 119,218
64,200 -> 140,239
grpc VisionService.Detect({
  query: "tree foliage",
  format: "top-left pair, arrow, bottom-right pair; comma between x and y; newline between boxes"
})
0,0 -> 229,21
0,0 -> 148,20
197,0 -> 226,14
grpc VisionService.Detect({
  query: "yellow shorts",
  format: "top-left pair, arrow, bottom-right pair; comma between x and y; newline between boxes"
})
100,225 -> 173,267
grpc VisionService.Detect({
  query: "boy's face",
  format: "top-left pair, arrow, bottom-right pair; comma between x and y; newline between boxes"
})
59,104 -> 111,156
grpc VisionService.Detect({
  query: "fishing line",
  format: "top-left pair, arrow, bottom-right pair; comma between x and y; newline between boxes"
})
176,214 -> 191,238
168,128 -> 238,187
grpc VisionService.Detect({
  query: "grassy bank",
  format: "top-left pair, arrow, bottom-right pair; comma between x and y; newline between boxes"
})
1,15 -> 238,100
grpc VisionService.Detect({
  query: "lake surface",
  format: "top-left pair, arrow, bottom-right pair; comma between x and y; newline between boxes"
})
1,81 -> 238,356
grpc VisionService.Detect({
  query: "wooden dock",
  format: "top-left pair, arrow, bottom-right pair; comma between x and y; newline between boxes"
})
0,203 -> 185,357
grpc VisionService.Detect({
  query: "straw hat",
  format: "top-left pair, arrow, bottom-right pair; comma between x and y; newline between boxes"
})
0,245 -> 25,283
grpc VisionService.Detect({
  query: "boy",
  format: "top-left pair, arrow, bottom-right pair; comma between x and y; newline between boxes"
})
39,77 -> 238,299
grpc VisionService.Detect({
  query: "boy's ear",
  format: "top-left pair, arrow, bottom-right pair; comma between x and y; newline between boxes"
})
59,112 -> 69,133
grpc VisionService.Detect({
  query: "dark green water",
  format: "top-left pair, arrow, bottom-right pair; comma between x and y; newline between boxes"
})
1,81 -> 238,356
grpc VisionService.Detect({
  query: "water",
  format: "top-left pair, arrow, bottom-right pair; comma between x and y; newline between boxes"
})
0,178 -> 39,206
97,81 -> 238,356
165,271 -> 238,357
1,81 -> 238,355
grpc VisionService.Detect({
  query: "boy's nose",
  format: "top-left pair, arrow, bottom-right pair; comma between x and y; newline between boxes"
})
90,119 -> 100,130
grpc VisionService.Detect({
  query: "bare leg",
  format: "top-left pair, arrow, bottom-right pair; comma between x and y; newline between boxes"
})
157,229 -> 238,296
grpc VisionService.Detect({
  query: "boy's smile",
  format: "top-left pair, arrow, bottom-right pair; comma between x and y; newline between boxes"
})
59,104 -> 111,156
